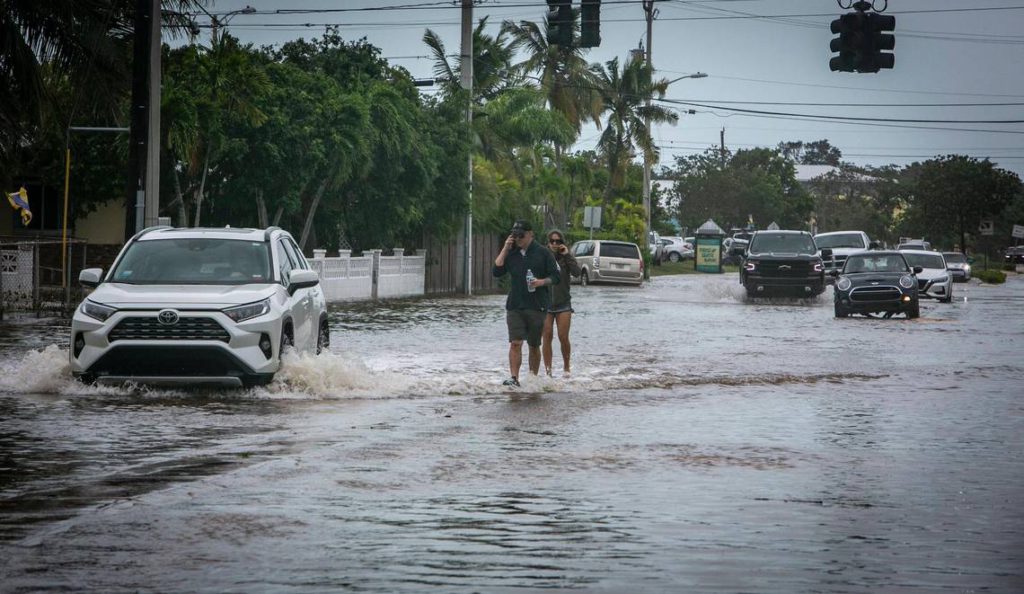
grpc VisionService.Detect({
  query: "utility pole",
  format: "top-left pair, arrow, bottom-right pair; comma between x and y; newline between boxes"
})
125,0 -> 155,241
720,127 -> 726,167
459,0 -> 474,295
642,0 -> 655,278
145,0 -> 160,229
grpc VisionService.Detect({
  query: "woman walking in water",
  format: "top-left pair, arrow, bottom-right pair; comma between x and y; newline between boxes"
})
542,229 -> 581,376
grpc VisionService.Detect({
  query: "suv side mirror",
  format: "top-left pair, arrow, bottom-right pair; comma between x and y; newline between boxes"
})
913,266 -> 923,274
79,268 -> 103,288
288,269 -> 319,294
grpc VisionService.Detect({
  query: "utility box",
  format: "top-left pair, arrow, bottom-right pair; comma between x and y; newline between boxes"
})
695,219 -> 725,273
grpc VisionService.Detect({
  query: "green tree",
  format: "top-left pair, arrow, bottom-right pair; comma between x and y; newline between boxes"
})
899,155 -> 1022,252
777,139 -> 842,166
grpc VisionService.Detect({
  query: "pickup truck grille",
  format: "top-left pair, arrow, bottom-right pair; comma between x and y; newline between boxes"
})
850,286 -> 901,302
755,261 -> 815,277
109,316 -> 230,343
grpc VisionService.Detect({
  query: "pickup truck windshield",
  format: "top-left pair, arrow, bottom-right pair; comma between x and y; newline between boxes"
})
815,233 -> 866,249
749,234 -> 816,254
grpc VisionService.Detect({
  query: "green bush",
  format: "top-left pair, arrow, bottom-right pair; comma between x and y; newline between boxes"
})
976,269 -> 1007,284
1003,263 -> 1017,272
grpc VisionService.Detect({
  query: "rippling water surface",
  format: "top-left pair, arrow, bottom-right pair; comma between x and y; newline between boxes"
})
1,274 -> 1022,592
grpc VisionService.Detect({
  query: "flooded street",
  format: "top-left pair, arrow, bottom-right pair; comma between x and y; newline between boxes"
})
1,273 -> 1022,592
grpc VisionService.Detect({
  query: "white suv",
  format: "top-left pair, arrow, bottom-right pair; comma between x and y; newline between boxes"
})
70,226 -> 328,387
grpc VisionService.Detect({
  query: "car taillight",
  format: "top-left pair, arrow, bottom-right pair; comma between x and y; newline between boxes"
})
593,257 -> 599,268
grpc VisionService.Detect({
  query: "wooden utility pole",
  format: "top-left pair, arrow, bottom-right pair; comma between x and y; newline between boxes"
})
459,0 -> 474,295
642,0 -> 655,278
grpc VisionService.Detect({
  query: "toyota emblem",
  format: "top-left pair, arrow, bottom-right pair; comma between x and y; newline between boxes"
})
157,309 -> 179,325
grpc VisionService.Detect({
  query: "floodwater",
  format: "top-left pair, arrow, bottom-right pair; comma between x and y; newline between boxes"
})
1,273 -> 1022,592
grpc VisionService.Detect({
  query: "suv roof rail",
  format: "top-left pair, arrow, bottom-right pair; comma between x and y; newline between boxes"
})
264,226 -> 281,241
132,225 -> 172,241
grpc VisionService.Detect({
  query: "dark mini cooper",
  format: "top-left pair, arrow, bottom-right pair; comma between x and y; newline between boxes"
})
832,251 -> 922,319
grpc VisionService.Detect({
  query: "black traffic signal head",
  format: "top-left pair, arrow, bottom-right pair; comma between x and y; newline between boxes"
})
546,0 -> 573,47
580,0 -> 601,48
829,11 -> 895,73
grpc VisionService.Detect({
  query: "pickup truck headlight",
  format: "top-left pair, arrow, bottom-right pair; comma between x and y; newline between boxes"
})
899,275 -> 915,289
81,300 -> 116,322
223,298 -> 271,323
836,277 -> 852,291
744,261 -> 756,272
813,262 -> 823,272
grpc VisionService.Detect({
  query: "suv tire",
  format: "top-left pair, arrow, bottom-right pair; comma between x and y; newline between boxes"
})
316,319 -> 330,354
668,251 -> 681,263
581,271 -> 589,286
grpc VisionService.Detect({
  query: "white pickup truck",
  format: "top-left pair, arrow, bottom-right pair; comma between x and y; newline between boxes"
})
814,230 -> 874,276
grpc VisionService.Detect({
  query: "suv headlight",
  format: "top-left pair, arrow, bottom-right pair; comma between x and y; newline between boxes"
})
81,300 -> 116,322
899,275 -> 915,289
223,298 -> 271,323
935,275 -> 949,283
836,276 -> 852,291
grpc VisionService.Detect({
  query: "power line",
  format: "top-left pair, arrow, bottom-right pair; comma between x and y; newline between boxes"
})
665,99 -> 1024,108
659,99 -> 1024,125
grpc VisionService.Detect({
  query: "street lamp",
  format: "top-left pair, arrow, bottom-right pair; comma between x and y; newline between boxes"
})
642,71 -> 706,274
210,5 -> 256,43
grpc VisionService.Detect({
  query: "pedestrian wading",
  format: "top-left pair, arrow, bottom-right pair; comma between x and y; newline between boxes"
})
542,228 -> 581,376
492,220 -> 561,387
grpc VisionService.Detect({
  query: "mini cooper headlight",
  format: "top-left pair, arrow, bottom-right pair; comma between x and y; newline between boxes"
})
223,298 -> 271,323
836,276 -> 852,291
899,275 -> 915,289
81,300 -> 116,322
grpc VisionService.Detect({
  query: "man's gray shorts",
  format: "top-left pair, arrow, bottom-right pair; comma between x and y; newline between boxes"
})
506,309 -> 546,347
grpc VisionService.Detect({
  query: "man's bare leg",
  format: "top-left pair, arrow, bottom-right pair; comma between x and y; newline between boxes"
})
508,340 -> 523,380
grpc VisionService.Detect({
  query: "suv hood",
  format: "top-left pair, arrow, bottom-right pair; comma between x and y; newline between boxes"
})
88,283 -> 278,309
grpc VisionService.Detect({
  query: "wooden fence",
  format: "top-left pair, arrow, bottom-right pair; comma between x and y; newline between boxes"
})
423,232 -> 504,295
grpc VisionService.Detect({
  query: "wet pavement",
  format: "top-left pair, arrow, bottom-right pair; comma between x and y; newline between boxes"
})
1,273 -> 1022,592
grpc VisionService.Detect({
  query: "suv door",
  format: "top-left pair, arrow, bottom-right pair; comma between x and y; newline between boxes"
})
275,239 -> 312,349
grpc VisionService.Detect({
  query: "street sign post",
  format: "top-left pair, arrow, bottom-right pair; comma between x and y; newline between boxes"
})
583,206 -> 602,240
979,220 -> 994,236
1012,224 -> 1024,239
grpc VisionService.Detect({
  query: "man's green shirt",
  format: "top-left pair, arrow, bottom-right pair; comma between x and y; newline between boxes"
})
492,239 -> 561,311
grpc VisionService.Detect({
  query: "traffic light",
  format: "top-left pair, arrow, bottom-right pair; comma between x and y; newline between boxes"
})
829,12 -> 865,72
546,0 -> 573,47
865,12 -> 896,71
829,10 -> 895,73
580,0 -> 601,48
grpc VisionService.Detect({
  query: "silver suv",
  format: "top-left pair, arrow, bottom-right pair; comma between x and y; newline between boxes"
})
70,226 -> 328,387
570,240 -> 643,286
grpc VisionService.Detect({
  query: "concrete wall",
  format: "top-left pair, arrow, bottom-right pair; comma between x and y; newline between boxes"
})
74,199 -> 125,245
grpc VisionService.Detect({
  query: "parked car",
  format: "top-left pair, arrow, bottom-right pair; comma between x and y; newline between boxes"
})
942,252 -> 972,282
832,251 -> 921,319
1005,246 -> 1024,265
570,239 -> 644,286
70,226 -> 328,387
725,230 -> 751,263
900,250 -> 953,302
739,230 -> 829,298
897,238 -> 932,251
814,230 -> 874,276
647,231 -> 664,266
659,236 -> 694,262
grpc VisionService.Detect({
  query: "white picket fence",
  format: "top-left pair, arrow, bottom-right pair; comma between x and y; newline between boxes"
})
309,249 -> 425,303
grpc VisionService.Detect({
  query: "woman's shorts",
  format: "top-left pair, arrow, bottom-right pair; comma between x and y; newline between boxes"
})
547,303 -> 574,315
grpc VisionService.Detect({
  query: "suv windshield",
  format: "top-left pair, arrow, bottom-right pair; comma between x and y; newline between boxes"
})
749,233 -> 815,254
844,254 -> 909,273
111,238 -> 272,284
815,233 -> 866,249
902,252 -> 945,269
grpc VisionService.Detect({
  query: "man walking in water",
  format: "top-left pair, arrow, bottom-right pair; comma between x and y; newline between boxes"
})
493,220 -> 561,387
542,229 -> 581,377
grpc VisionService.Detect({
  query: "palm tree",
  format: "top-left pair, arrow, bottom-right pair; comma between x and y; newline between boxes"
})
591,56 -> 678,199
423,16 -> 517,105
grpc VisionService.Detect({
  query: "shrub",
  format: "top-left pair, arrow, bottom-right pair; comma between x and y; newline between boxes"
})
976,270 -> 1006,284
1003,263 -> 1016,272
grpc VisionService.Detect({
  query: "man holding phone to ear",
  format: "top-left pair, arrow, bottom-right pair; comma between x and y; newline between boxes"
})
493,220 -> 561,387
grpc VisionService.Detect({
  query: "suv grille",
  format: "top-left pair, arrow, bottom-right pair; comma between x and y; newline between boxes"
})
109,316 -> 230,343
850,286 -> 901,302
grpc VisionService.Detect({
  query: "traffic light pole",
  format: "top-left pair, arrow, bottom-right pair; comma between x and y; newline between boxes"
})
460,0 -> 473,296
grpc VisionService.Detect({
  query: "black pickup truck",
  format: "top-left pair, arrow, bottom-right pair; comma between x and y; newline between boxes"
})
740,230 -> 830,298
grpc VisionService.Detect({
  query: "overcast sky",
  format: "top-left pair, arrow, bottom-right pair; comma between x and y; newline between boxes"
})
189,0 -> 1024,177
